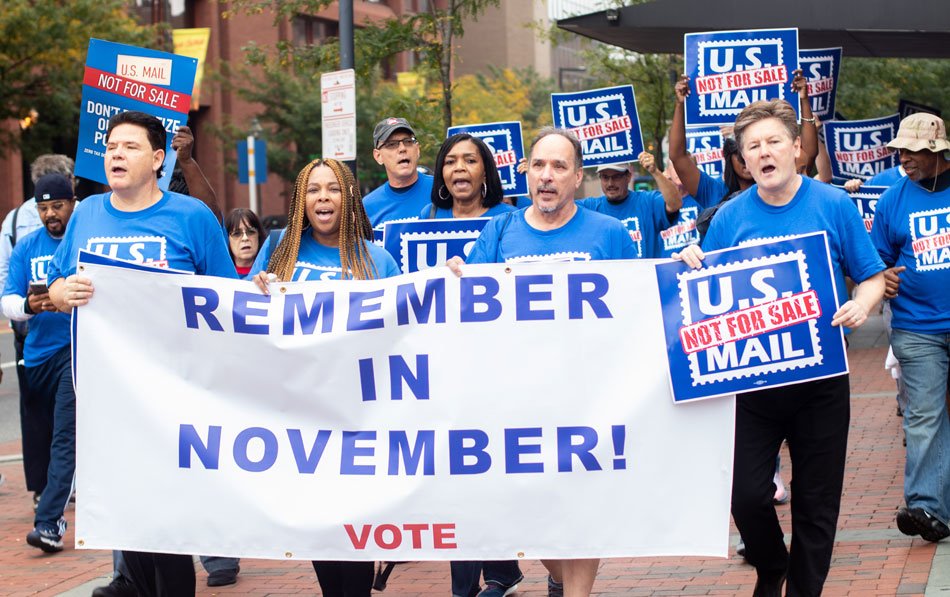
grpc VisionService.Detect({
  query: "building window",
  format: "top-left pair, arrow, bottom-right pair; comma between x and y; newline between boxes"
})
292,15 -> 341,47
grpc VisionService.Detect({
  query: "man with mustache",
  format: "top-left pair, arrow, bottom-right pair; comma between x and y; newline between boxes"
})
870,112 -> 950,544
447,127 -> 635,597
577,152 -> 682,258
1,173 -> 77,553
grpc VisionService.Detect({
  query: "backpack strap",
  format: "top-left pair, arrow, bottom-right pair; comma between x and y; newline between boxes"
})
10,205 -> 21,247
428,203 -> 438,219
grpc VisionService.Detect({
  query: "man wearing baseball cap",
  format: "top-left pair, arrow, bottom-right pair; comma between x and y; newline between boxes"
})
870,112 -> 950,543
363,117 -> 434,235
577,152 -> 682,258
1,173 -> 77,552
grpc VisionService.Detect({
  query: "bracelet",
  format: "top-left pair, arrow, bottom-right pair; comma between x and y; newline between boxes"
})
801,116 -> 816,123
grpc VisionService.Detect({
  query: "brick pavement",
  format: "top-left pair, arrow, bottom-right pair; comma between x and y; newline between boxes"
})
0,329 -> 944,596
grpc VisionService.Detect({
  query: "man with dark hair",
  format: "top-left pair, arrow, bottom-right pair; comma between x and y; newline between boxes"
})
363,117 -> 433,234
448,127 -> 635,597
870,112 -> 950,544
47,110 -> 236,596
1,174 -> 76,552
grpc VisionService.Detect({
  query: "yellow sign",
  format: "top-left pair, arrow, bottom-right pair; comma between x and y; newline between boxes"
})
172,28 -> 211,111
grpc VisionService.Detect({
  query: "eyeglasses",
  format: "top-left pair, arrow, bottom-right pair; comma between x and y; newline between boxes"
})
378,137 -> 418,150
228,228 -> 259,239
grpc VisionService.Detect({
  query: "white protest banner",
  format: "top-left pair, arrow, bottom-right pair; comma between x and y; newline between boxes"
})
74,255 -> 734,561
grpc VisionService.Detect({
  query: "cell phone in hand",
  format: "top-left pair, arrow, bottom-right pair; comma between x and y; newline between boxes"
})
29,281 -> 48,295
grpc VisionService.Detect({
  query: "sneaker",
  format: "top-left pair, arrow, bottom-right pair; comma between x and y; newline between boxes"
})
91,577 -> 138,597
26,518 -> 66,553
477,580 -> 521,597
33,492 -> 41,511
736,540 -> 746,558
547,574 -> 563,597
207,566 -> 240,587
897,507 -> 950,542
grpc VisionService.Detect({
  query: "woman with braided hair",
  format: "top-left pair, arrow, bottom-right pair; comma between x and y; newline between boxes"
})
251,158 -> 398,597
251,158 -> 399,287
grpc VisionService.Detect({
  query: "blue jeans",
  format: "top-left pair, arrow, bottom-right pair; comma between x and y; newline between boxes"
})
890,328 -> 950,525
200,555 -> 240,573
29,347 -> 75,528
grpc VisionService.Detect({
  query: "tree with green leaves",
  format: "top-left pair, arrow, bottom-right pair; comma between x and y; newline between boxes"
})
0,0 -> 153,163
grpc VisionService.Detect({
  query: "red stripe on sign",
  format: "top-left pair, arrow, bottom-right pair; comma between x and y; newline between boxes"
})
83,67 -> 191,114
678,290 -> 821,355
570,115 -> 632,142
694,65 -> 788,96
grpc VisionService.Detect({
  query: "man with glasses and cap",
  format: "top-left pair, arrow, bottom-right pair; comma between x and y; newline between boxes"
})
363,117 -> 434,235
577,151 -> 682,258
870,112 -> 950,543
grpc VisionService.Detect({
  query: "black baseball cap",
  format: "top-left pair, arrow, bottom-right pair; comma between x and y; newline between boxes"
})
34,174 -> 73,202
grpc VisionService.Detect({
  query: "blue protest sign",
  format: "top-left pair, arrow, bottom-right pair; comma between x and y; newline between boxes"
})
446,121 -> 527,197
837,185 -> 888,234
655,232 -> 847,403
823,115 -> 900,183
685,126 -> 725,179
75,39 -> 197,189
799,47 -> 842,121
550,85 -> 643,167
684,28 -> 799,127
237,140 -> 268,184
383,218 -> 491,274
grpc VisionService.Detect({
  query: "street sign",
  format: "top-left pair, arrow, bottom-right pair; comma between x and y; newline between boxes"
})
321,69 -> 356,161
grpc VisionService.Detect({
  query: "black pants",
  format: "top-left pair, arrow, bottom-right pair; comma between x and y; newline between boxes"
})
16,326 -> 52,493
311,560 -> 374,597
122,551 -> 196,597
731,374 -> 850,597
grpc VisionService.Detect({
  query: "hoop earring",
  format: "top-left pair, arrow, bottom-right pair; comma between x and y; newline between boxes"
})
481,182 -> 487,197
438,185 -> 451,202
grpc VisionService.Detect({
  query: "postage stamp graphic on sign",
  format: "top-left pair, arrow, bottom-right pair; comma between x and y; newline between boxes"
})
696,37 -> 786,118
479,128 -> 517,191
85,235 -> 168,267
676,250 -> 823,386
400,230 -> 481,273
558,92 -> 633,161
506,251 -> 592,263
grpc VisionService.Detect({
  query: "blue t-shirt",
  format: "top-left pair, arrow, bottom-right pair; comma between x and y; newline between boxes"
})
694,171 -> 731,209
363,174 -> 434,235
250,230 -> 401,281
2,229 -> 70,366
48,191 -> 238,282
660,195 -> 702,257
466,205 -> 636,264
870,177 -> 950,333
703,176 -> 885,311
419,202 -> 516,220
577,190 -> 674,258
865,165 -> 906,188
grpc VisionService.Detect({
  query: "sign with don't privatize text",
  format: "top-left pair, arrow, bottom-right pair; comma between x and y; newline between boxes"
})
799,47 -> 842,121
447,121 -> 528,198
383,218 -> 491,274
655,233 -> 848,403
75,39 -> 196,189
551,85 -> 643,167
824,115 -> 901,183
72,253 -> 734,561
684,28 -> 799,127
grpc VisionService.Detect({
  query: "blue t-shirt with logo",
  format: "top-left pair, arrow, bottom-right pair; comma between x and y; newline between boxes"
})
865,165 -> 906,188
250,230 -> 400,281
466,205 -> 636,264
419,202 -> 516,220
577,190 -> 674,258
660,195 -> 702,257
2,229 -> 71,366
703,175 -> 885,311
870,177 -> 950,333
48,191 -> 238,282
364,174 -> 434,240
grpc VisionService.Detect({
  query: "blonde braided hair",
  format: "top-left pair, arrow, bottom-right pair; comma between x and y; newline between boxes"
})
267,158 -> 378,280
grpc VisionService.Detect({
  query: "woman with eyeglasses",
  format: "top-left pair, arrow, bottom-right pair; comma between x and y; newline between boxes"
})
224,208 -> 266,279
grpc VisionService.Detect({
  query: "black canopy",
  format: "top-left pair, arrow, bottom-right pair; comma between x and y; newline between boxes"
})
557,0 -> 950,58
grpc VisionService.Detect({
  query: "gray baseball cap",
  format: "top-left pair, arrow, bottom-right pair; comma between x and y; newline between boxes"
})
373,117 -> 416,148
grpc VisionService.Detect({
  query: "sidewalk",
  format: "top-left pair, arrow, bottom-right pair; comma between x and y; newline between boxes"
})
0,315 -> 946,596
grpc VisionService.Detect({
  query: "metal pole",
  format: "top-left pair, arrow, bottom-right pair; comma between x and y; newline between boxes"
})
339,0 -> 357,183
247,134 -> 258,215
